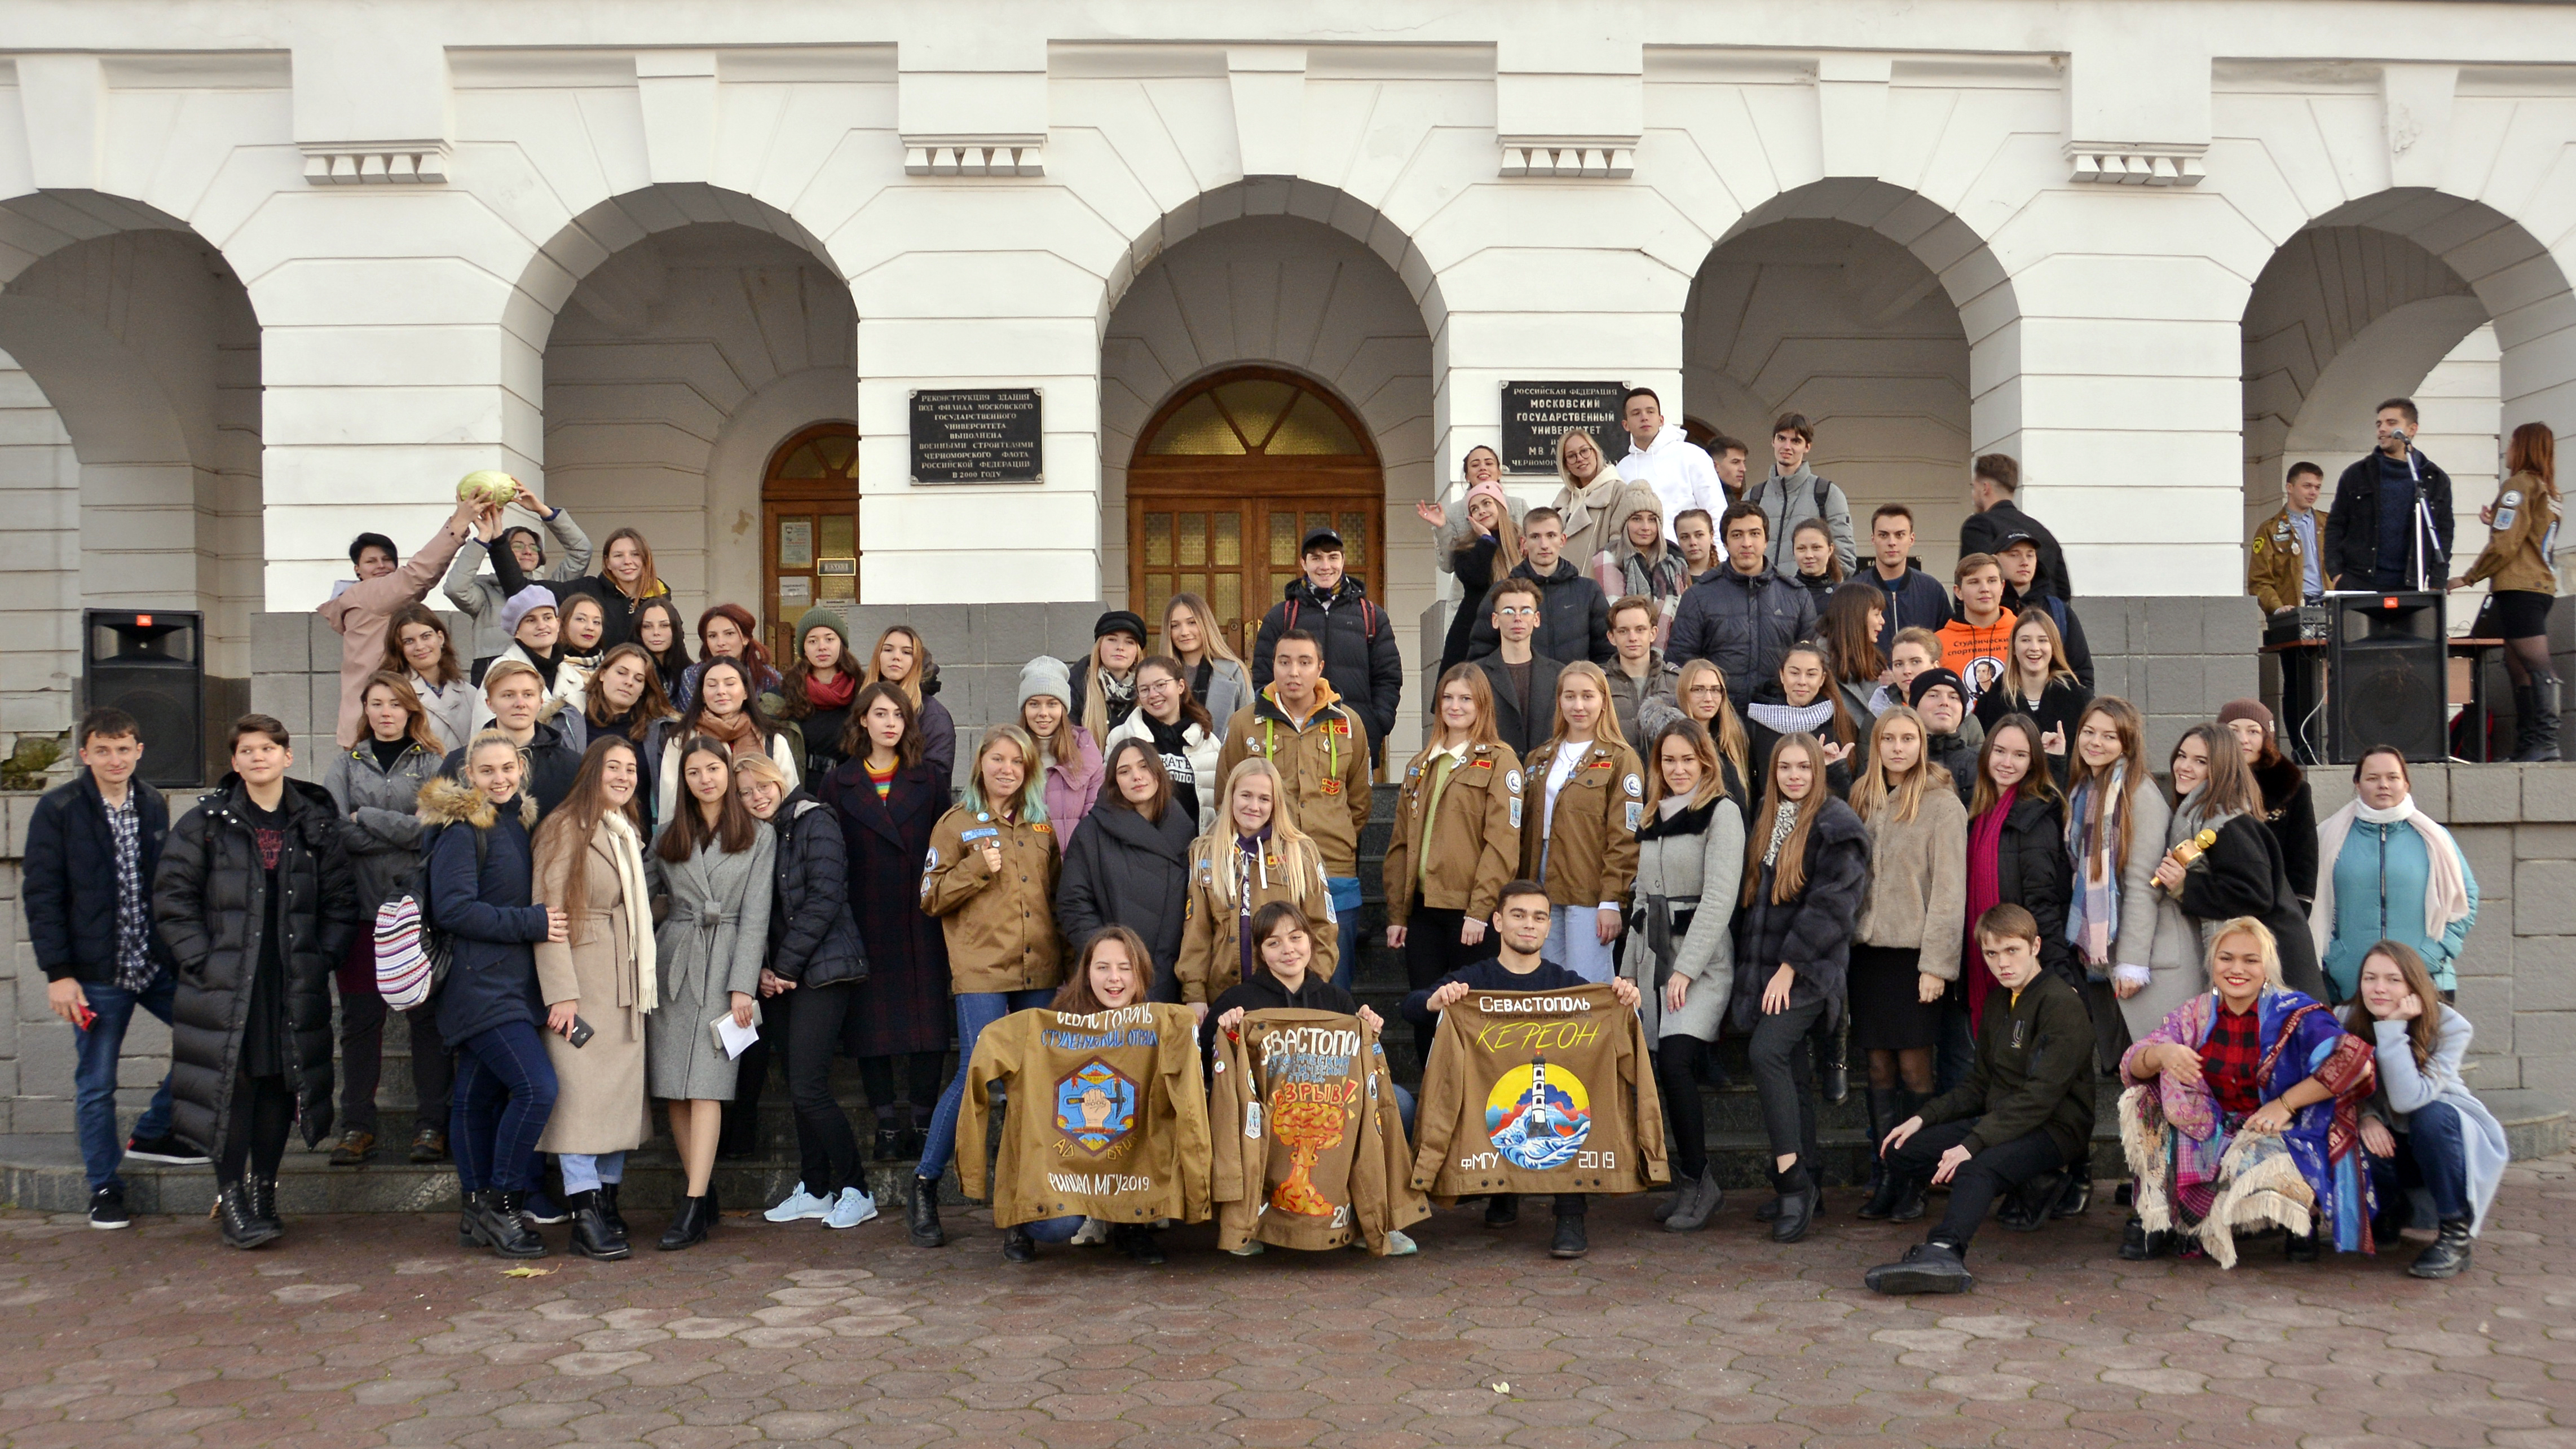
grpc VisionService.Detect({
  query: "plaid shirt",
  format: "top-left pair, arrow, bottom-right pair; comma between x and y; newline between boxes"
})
2200,1002 -> 2265,1116
103,790 -> 153,993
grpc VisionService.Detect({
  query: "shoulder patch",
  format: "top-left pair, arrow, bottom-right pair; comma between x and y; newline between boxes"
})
1623,772 -> 1643,799
1625,801 -> 1643,832
923,846 -> 939,871
1504,768 -> 1523,794
2251,536 -> 2267,554
2504,489 -> 2524,507
1031,821 -> 1051,834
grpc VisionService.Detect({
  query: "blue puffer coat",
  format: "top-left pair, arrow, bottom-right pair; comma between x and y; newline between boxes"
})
419,777 -> 553,1046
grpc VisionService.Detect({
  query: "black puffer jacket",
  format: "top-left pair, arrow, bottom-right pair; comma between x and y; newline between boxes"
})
1980,790 -> 2079,991
1055,799 -> 1197,1000
153,776 -> 360,1161
24,772 -> 178,986
1728,797 -> 1869,1034
1250,576 -> 1407,746
1669,563 -> 1820,708
767,790 -> 867,988
1466,557 -> 1615,668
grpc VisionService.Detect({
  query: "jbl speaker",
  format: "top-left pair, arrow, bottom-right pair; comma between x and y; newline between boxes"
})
84,610 -> 205,788
2327,591 -> 2445,764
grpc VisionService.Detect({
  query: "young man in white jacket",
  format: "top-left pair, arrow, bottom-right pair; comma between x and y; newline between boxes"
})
1617,387 -> 1724,546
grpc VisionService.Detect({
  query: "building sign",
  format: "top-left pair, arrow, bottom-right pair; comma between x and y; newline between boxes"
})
1500,381 -> 1626,475
910,388 -> 1043,483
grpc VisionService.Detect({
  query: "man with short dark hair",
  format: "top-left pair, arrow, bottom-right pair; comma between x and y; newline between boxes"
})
1604,595 -> 1683,756
1748,412 -> 1855,574
2249,461 -> 2331,612
1251,527 -> 1406,762
1219,628 -> 1375,987
2325,397 -> 2454,590
1706,435 -> 1749,502
1617,387 -> 1723,543
1467,506 -> 1613,665
24,707 -> 201,1228
1960,453 -> 2074,600
1470,576 -> 1567,758
1863,503 -> 1951,654
1668,501 -> 1820,704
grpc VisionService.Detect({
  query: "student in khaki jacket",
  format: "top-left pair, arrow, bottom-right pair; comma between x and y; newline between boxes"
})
1176,758 -> 1338,1006
2247,462 -> 2330,614
1215,629 -> 1374,987
1382,664 -> 1524,1063
906,723 -> 1064,1250
2452,423 -> 2565,761
1518,661 -> 1645,985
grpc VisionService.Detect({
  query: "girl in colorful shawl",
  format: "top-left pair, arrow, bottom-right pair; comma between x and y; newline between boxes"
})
2116,917 -> 2377,1269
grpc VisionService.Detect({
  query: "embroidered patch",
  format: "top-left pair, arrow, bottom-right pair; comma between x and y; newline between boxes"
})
2504,490 -> 2524,506
1622,773 -> 1643,799
1031,821 -> 1051,834
1625,801 -> 1643,832
1505,769 -> 1523,794
2497,506 -> 2520,529
1472,757 -> 1494,771
923,846 -> 939,871
2252,536 -> 2267,554
1321,778 -> 1342,796
1245,1102 -> 1263,1139
1509,795 -> 1523,829
960,827 -> 999,844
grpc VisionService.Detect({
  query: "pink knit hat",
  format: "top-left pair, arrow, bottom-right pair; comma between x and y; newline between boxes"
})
1465,479 -> 1508,511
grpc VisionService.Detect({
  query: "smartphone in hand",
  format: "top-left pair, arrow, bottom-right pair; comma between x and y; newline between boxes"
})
567,1017 -> 594,1049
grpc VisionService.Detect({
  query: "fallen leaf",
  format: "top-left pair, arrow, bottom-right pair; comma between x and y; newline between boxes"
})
1491,1382 -> 1509,1394
500,1266 -> 555,1278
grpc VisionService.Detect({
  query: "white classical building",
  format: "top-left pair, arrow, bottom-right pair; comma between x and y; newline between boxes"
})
1,0 -> 2569,765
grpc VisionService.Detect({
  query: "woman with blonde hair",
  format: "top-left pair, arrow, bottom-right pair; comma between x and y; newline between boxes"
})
1014,656 -> 1103,849
1626,718 -> 1745,1231
1162,592 -> 1252,726
1673,657 -> 1751,802
1974,611 -> 2091,786
1520,661 -> 1644,985
1177,756 -> 1336,1005
908,723 -> 1064,1248
1848,704 -> 1968,1222
2454,421 -> 2564,759
2117,918 -> 2377,1266
859,624 -> 956,781
1383,665 -> 1523,1060
1550,426 -> 1630,568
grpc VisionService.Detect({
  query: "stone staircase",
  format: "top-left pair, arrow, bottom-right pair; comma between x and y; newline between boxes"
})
2,783 -> 2562,1215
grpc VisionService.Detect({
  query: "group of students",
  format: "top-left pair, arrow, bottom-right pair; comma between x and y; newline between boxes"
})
21,456 -> 2509,1289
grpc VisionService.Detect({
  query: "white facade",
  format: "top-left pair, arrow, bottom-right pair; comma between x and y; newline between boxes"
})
3,1 -> 2574,758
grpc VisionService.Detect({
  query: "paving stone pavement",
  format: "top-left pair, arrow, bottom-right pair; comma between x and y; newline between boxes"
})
6,1157 -> 2576,1448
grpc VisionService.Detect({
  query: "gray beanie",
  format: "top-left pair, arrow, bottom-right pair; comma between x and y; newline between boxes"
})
1018,655 -> 1073,710
499,585 -> 557,638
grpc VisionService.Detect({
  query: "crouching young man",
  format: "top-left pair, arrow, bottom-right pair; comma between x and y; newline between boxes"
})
1864,904 -> 2095,1295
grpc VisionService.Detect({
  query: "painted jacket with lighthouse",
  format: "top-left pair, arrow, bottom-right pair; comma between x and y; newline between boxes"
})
1209,1009 -> 1428,1255
1408,978 -> 1668,1200
958,1001 -> 1212,1229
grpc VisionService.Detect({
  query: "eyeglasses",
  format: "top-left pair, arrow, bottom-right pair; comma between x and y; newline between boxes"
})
1497,606 -> 1538,619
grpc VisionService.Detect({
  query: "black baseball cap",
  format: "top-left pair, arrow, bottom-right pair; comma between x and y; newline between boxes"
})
1997,531 -> 2040,551
1300,528 -> 1345,555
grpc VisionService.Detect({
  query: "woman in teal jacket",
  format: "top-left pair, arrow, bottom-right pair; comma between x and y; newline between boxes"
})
2312,746 -> 2478,999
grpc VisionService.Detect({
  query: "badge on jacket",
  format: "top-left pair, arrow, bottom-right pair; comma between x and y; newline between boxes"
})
1623,773 -> 1642,799
1321,779 -> 1342,796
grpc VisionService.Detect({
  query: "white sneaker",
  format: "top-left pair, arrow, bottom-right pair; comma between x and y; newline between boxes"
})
1068,1217 -> 1112,1246
1228,1240 -> 1266,1257
1383,1230 -> 1419,1257
822,1186 -> 879,1229
764,1182 -> 831,1222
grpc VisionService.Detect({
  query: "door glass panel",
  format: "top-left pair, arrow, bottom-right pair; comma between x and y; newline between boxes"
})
1339,511 -> 1368,571
1143,513 -> 1172,567
1214,573 -> 1240,632
1269,512 -> 1296,567
819,515 -> 855,559
1177,513 -> 1206,567
1144,573 -> 1174,634
1214,378 -> 1298,450
1212,511 -> 1241,567
1177,572 -> 1206,607
1268,392 -> 1364,454
1145,394 -> 1245,454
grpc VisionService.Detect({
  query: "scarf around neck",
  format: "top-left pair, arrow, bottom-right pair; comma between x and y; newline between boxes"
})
2309,792 -> 2473,949
693,707 -> 759,751
1748,698 -> 1835,737
2065,765 -> 2126,968
803,669 -> 858,712
600,811 -> 659,1013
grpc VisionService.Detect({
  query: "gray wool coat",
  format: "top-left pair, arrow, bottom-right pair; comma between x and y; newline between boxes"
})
321,739 -> 446,916
1621,793 -> 1744,1042
645,826 -> 775,1101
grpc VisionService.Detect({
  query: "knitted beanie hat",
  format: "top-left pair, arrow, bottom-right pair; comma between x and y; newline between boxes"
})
1018,655 -> 1074,709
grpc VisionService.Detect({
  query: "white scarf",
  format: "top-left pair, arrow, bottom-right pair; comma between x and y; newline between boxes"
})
2309,793 -> 2472,953
601,812 -> 659,1013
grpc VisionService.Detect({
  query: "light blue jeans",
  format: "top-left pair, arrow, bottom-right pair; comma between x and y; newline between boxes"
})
559,1151 -> 626,1194
916,989 -> 1055,1182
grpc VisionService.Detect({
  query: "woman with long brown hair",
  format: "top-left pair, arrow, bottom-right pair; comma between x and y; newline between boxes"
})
591,526 -> 672,649
1057,740 -> 1197,1002
1820,582 -> 1887,724
384,603 -> 476,753
630,596 -> 693,700
2064,697 -> 2170,1073
1744,641 -> 1860,796
1727,731 -> 1869,1242
530,735 -> 657,1260
1974,612 -> 2090,786
2455,421 -> 2564,758
2349,940 -> 2506,1279
859,624 -> 956,781
1383,664 -> 1523,1059
767,608 -> 863,781
672,603 -> 780,714
1672,657 -> 1752,802
1162,591 -> 1252,725
2134,723 -> 2325,1030
645,736 -> 775,1250
652,657 -> 799,833
1627,718 -> 1745,1232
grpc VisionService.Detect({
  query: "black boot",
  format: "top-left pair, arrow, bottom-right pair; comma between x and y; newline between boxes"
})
1891,1172 -> 1929,1223
1857,1089 -> 1899,1216
1550,1211 -> 1589,1258
598,1182 -> 628,1237
1770,1164 -> 1818,1244
2522,676 -> 2565,762
567,1190 -> 630,1261
2053,1160 -> 2092,1218
248,1175 -> 283,1232
2118,1215 -> 2170,1260
216,1182 -> 280,1249
1113,1223 -> 1167,1265
2410,1217 -> 2474,1278
1866,1239 -> 1975,1295
657,1194 -> 712,1252
474,1191 -> 549,1259
1000,1225 -> 1036,1262
873,1124 -> 903,1162
1998,1170 -> 2067,1231
1483,1194 -> 1520,1227
1823,1022 -> 1850,1107
457,1188 -> 482,1248
906,1174 -> 945,1248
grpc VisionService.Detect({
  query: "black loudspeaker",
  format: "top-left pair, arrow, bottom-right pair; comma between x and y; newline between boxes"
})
84,610 -> 205,788
2327,591 -> 2445,764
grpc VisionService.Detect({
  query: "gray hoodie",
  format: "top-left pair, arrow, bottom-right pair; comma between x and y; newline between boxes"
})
1751,465 -> 1856,576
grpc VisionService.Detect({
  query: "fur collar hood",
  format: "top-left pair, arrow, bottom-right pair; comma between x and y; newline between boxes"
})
415,774 -> 540,830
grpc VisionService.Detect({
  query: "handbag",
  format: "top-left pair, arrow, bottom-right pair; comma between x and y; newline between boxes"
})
372,824 -> 484,1010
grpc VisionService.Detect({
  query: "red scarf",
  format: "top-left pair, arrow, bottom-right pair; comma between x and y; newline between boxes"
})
804,669 -> 858,711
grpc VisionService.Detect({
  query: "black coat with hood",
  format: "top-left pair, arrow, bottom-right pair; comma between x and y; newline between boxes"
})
1728,796 -> 1870,1034
153,775 -> 360,1161
767,788 -> 868,989
1466,557 -> 1615,669
439,714 -> 584,819
1669,562 -> 1820,708
1976,790 -> 2080,991
1251,575 -> 1407,746
1055,798 -> 1198,1000
418,777 -> 552,1048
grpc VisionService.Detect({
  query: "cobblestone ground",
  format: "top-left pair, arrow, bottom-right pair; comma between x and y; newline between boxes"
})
4,1158 -> 2575,1448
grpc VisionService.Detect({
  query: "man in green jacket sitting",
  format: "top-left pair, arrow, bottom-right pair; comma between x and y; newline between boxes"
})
1864,903 -> 2096,1295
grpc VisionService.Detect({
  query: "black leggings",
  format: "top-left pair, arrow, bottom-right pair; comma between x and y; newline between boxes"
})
858,1053 -> 945,1124
782,987 -> 863,1196
1402,900 -> 1493,1062
1886,1120 -> 2072,1248
217,1071 -> 295,1187
1656,1036 -> 1713,1181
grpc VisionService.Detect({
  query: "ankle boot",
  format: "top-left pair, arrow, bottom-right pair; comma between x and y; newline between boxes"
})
1663,1166 -> 1724,1232
458,1188 -> 483,1247
567,1190 -> 630,1261
906,1174 -> 945,1248
476,1191 -> 549,1258
1820,1025 -> 1850,1107
2409,1217 -> 2474,1278
248,1174 -> 283,1231
658,1194 -> 712,1251
216,1182 -> 280,1249
598,1182 -> 627,1236
2522,676 -> 2565,762
1858,1088 -> 1898,1212
1000,1224 -> 1036,1262
1770,1164 -> 1818,1244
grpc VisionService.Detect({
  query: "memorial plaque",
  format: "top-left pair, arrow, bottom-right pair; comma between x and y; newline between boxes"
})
910,388 -> 1043,483
1500,381 -> 1627,475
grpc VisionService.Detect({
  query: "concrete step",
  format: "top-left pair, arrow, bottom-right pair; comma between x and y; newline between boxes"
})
2477,1089 -> 2569,1160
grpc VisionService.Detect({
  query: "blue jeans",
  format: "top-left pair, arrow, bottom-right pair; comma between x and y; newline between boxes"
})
2372,1099 -> 2473,1223
451,1021 -> 560,1195
1327,876 -> 1362,991
73,971 -> 178,1192
916,989 -> 1054,1182
559,1151 -> 626,1194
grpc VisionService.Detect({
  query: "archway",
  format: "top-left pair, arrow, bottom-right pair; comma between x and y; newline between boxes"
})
1126,369 -> 1384,660
758,423 -> 859,663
